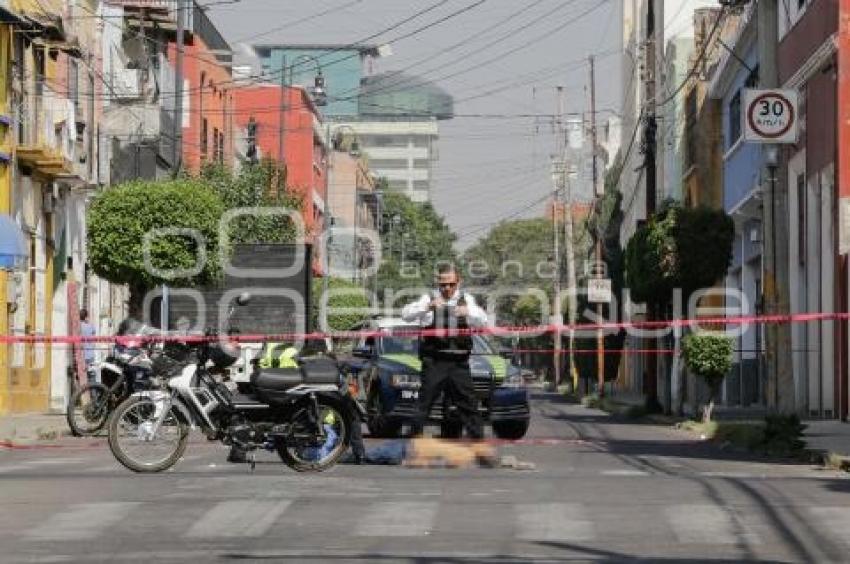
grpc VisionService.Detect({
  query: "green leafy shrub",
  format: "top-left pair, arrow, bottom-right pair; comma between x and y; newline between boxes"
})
312,277 -> 371,332
682,333 -> 733,422
759,414 -> 807,457
625,203 -> 734,305
88,178 -> 225,312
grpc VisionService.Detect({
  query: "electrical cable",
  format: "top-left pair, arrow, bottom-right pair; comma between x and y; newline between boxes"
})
335,0 -> 611,104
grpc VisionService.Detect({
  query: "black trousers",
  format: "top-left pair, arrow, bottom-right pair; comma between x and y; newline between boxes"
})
412,355 -> 483,439
347,395 -> 366,459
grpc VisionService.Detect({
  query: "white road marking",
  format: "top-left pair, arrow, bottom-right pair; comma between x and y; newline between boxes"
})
186,499 -> 293,538
698,471 -> 757,479
27,502 -> 139,541
0,464 -> 29,473
355,501 -> 438,537
601,469 -> 650,477
516,503 -> 595,542
26,458 -> 88,466
666,504 -> 756,545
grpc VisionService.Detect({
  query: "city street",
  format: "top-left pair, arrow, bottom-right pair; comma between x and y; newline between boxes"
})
1,392 -> 848,563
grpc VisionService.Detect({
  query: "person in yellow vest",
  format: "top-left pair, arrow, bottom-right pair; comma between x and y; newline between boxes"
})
258,343 -> 299,369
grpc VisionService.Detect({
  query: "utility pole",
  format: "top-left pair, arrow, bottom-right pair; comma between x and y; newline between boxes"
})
564,171 -> 577,393
758,0 -> 794,413
551,87 -> 566,392
172,0 -> 186,173
278,55 -> 287,166
166,0 -> 187,330
589,55 -> 605,398
643,1 -> 659,404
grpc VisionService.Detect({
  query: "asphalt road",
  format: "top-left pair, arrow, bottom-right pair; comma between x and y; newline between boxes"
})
1,391 -> 849,563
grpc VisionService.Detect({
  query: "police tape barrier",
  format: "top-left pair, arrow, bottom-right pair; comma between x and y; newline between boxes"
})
1,311 -> 848,345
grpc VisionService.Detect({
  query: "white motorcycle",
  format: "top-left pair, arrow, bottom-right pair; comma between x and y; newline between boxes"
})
106,293 -> 351,473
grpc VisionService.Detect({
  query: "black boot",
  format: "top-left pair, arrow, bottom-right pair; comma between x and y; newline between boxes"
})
227,446 -> 248,463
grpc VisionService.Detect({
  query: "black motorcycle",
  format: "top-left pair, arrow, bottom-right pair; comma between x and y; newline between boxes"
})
66,346 -> 153,436
107,293 -> 352,473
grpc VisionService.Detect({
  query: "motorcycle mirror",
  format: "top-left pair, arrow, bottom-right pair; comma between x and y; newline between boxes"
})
236,292 -> 252,306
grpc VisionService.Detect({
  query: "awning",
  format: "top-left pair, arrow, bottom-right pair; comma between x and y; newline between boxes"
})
0,7 -> 25,25
0,214 -> 28,271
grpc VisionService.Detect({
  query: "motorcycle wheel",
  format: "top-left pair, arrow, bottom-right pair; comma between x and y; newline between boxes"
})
277,395 -> 350,472
66,383 -> 111,436
108,396 -> 189,473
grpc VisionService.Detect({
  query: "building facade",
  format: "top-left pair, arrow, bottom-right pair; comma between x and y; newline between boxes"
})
333,118 -> 438,203
778,0 -> 847,419
231,84 -> 328,238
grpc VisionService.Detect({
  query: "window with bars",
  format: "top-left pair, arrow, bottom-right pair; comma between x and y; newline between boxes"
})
201,118 -> 208,158
212,127 -> 220,162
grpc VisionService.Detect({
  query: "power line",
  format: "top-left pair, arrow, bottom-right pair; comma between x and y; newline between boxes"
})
75,0 -> 482,102
328,0 -> 568,101
231,0 -> 365,44
655,6 -> 728,109
335,0 -> 610,104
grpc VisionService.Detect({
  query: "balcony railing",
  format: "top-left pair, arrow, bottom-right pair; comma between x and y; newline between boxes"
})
17,87 -> 75,177
105,0 -> 194,33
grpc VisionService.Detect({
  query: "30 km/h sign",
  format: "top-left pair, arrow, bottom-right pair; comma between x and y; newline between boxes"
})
744,89 -> 798,144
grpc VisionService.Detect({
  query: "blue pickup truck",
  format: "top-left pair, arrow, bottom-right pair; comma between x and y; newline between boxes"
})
342,317 -> 530,439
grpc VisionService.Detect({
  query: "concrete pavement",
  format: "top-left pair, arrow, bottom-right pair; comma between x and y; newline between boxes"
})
804,420 -> 850,459
0,412 -> 69,444
1,392 -> 849,562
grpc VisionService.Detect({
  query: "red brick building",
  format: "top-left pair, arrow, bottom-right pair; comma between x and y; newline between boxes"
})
231,85 -> 328,237
778,0 -> 849,420
168,34 -> 234,173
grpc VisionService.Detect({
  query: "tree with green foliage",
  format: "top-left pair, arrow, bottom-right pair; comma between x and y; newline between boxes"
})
682,332 -> 734,422
575,160 -> 627,388
312,277 -> 371,332
625,202 -> 734,305
88,178 -> 225,314
200,159 -> 303,245
463,218 -> 557,294
377,190 -> 457,294
89,160 -> 305,315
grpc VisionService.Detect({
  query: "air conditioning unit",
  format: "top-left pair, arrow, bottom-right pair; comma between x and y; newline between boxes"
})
111,68 -> 141,100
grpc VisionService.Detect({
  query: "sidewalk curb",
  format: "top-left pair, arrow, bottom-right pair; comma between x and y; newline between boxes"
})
0,439 -> 103,451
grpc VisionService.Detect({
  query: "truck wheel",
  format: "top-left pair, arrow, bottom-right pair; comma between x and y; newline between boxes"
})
493,420 -> 529,440
366,389 -> 401,438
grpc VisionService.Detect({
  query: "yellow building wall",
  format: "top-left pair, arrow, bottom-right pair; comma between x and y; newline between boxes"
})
0,24 -> 11,415
0,18 -> 55,414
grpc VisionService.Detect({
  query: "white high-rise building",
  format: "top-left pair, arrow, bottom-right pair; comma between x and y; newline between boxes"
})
334,118 -> 439,203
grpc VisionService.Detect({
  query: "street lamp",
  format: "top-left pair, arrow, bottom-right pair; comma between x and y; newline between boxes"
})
279,54 -> 326,167
289,54 -> 327,107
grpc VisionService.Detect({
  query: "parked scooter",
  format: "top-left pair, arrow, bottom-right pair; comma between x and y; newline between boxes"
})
106,293 -> 352,473
66,345 -> 153,436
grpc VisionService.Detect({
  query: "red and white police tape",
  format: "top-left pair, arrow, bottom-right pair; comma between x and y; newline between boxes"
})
0,311 -> 847,345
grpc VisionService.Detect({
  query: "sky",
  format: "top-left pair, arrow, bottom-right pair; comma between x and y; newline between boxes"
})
208,0 -> 623,250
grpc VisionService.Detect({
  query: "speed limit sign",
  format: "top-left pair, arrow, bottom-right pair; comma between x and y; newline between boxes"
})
744,89 -> 798,144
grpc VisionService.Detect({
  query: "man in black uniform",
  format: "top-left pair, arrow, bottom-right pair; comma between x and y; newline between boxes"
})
402,264 -> 488,439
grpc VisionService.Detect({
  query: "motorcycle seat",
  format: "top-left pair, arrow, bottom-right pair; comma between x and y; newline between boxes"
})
253,368 -> 303,391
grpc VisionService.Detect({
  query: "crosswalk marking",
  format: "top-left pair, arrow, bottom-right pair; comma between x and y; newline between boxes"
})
809,507 -> 850,546
26,458 -> 88,466
666,504 -> 752,545
355,501 -> 438,537
186,499 -> 293,538
27,502 -> 139,541
515,503 -> 595,542
601,469 -> 650,477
